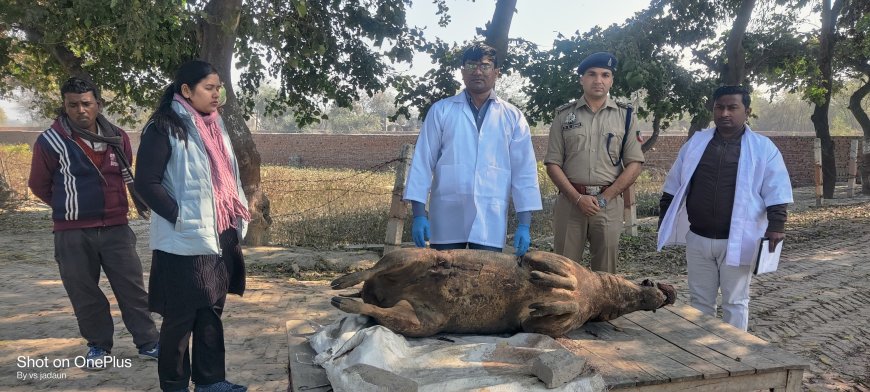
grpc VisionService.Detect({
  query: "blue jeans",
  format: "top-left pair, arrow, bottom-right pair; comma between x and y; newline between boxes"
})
430,242 -> 502,253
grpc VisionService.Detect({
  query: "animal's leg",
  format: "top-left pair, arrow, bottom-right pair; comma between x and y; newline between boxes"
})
330,297 -> 444,337
331,270 -> 377,290
522,301 -> 581,336
529,301 -> 580,317
530,271 -> 576,290
525,252 -> 577,290
331,249 -> 437,289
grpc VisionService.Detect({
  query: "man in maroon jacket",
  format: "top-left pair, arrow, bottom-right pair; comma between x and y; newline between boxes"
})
28,77 -> 159,370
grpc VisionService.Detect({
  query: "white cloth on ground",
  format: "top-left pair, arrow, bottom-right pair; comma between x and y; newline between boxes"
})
309,315 -> 605,392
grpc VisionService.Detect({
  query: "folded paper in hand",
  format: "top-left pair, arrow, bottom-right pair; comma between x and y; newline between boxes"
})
754,238 -> 783,275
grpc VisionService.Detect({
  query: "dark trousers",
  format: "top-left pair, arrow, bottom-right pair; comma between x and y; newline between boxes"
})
430,242 -> 503,252
54,225 -> 159,351
158,297 -> 226,390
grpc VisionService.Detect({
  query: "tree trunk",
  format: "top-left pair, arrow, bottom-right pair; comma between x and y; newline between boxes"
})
199,0 -> 272,245
484,0 -> 517,64
641,113 -> 661,153
811,108 -> 837,198
847,78 -> 870,194
723,0 -> 755,85
813,0 -> 844,199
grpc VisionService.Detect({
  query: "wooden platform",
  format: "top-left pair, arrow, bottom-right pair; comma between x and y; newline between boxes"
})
557,305 -> 808,391
287,305 -> 808,392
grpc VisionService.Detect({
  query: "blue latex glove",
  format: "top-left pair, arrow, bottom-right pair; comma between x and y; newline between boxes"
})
412,216 -> 430,248
514,224 -> 531,256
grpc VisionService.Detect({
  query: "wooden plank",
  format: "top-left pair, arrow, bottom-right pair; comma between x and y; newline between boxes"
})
668,305 -> 809,370
623,307 -> 759,376
620,368 -> 788,392
582,320 -> 672,387
784,368 -> 804,392
645,307 -> 789,373
286,320 -> 331,392
619,313 -> 730,381
561,328 -> 649,389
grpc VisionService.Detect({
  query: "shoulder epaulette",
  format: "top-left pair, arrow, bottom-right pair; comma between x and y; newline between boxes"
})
615,100 -> 631,109
555,100 -> 575,113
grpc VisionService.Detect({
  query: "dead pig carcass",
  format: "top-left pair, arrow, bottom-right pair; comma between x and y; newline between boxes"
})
330,248 -> 675,337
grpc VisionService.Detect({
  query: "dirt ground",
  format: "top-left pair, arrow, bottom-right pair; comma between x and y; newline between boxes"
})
0,185 -> 868,391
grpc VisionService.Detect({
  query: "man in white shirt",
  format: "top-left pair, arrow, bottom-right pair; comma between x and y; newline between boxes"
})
657,85 -> 793,330
404,42 -> 542,256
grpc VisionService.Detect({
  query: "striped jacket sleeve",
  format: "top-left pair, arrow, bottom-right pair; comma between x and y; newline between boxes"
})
28,136 -> 58,205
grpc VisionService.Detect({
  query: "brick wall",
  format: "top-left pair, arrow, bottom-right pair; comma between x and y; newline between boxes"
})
1,130 -> 862,187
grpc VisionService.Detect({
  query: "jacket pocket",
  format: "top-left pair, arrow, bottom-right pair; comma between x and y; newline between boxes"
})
433,164 -> 472,201
176,201 -> 206,231
477,166 -> 511,199
565,131 -> 586,153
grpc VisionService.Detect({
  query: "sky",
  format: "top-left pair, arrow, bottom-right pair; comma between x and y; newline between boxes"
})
402,0 -> 651,75
0,0 -> 653,125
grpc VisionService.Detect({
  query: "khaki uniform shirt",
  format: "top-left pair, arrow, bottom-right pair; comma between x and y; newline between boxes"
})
544,96 -> 644,185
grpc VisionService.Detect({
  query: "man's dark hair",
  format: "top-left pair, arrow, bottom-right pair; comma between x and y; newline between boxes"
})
60,77 -> 101,102
461,42 -> 498,68
712,85 -> 751,108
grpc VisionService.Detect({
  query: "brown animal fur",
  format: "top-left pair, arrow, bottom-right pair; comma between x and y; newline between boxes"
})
330,249 -> 675,337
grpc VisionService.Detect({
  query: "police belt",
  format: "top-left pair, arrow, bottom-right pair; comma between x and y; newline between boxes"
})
570,183 -> 610,196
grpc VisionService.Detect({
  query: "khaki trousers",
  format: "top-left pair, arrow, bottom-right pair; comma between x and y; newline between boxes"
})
552,193 -> 623,273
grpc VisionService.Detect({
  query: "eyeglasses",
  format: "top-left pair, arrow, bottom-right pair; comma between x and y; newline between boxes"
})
461,63 -> 495,72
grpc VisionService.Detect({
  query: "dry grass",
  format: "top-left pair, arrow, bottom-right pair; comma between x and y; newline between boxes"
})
0,144 -> 33,210
261,165 -> 399,248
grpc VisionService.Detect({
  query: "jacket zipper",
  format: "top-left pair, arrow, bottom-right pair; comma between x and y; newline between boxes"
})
67,133 -> 110,224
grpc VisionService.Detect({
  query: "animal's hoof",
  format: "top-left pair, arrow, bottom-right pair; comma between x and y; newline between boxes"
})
330,296 -> 364,314
331,273 -> 362,290
657,283 -> 676,307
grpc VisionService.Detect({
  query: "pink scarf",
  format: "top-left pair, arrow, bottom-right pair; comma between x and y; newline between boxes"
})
174,94 -> 250,233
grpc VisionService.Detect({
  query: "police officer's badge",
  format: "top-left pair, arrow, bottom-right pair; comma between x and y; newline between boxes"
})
562,111 -> 580,130
565,112 -> 576,125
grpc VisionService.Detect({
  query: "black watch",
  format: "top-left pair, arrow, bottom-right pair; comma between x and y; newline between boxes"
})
597,196 -> 607,208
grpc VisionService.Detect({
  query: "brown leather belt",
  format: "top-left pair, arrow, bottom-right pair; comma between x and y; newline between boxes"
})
571,183 -> 609,196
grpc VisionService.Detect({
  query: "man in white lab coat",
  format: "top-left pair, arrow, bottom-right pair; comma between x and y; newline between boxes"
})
404,42 -> 542,256
657,85 -> 793,331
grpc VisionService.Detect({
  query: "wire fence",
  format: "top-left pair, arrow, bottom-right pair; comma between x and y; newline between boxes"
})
0,143 -> 666,249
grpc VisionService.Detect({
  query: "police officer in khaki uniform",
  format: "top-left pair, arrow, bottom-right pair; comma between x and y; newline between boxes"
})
544,52 -> 644,273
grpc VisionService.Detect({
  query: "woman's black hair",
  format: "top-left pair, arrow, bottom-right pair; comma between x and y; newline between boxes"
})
146,60 -> 219,141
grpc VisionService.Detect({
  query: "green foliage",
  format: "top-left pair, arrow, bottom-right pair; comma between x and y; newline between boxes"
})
1,0 -> 424,127
235,0 -> 424,126
0,0 -> 196,124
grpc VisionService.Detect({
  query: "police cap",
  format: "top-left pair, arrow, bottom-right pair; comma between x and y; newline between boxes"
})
578,52 -> 618,75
